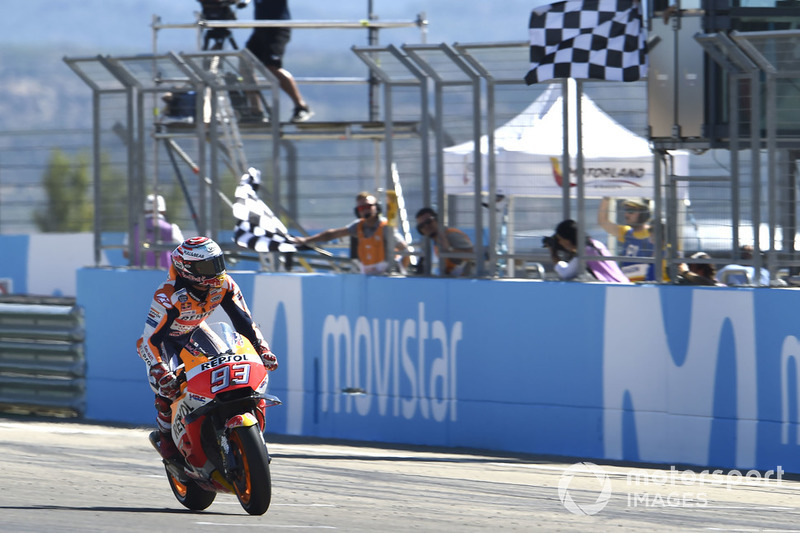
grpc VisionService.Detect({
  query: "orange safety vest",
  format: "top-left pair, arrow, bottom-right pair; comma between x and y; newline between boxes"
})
356,220 -> 388,275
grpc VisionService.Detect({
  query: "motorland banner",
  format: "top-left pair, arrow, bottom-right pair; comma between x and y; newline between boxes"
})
443,151 -> 689,199
442,82 -> 690,199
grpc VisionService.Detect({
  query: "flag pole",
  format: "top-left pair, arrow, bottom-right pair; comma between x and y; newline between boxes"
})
574,78 -> 588,279
561,78 -> 570,220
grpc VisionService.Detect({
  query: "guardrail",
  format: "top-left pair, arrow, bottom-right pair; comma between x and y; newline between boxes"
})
0,296 -> 85,417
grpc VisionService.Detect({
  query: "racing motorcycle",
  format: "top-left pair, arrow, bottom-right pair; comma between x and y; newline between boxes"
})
149,322 -> 281,515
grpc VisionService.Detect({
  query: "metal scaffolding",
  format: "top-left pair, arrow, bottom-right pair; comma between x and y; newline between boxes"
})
63,14 -> 800,284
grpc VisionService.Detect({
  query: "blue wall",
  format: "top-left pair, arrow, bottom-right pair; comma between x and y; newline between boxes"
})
0,235 -> 30,293
76,268 -> 800,473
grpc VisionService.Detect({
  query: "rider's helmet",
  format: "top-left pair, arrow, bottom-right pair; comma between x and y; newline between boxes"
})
171,236 -> 226,288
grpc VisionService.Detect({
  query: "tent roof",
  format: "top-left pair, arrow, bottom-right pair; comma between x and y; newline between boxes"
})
446,83 -> 653,160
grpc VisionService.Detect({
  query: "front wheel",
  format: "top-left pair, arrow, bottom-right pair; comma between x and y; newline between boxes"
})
166,467 -> 217,511
228,424 -> 272,515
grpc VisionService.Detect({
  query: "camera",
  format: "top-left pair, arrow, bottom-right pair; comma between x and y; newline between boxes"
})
542,234 -> 560,250
197,0 -> 251,50
543,234 -> 575,265
198,0 -> 249,21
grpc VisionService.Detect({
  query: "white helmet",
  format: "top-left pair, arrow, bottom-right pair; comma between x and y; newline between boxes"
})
171,237 -> 226,287
144,194 -> 166,213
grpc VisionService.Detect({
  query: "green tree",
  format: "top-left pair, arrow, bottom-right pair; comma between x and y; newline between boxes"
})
97,152 -> 128,232
35,149 -> 93,232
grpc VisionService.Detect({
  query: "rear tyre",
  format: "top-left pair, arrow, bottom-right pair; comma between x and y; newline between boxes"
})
229,424 -> 272,515
166,467 -> 217,511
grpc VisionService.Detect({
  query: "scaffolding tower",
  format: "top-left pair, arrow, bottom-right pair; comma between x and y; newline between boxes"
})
64,13 -> 427,271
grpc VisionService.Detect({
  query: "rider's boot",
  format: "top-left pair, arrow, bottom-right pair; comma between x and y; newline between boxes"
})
149,429 -> 180,461
151,395 -> 180,462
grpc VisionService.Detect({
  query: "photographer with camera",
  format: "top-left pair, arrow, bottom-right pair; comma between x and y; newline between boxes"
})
544,219 -> 630,283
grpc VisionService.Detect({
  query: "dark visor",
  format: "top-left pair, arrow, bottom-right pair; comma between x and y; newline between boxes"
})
190,255 -> 226,277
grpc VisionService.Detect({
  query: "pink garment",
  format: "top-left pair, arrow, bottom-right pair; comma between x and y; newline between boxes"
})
132,214 -> 177,268
585,239 -> 631,283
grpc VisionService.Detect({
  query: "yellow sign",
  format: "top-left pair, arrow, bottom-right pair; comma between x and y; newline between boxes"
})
385,191 -> 399,227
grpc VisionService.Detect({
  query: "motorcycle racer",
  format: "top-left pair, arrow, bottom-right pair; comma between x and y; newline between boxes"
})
136,236 -> 278,461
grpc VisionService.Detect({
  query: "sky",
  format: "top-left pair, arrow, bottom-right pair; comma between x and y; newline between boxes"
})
4,1 -> 549,54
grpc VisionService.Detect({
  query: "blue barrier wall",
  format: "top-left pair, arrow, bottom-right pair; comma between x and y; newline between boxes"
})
76,268 -> 800,473
0,233 -> 113,296
0,233 -> 266,297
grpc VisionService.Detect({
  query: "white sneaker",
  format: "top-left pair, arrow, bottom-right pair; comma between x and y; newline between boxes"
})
291,106 -> 314,123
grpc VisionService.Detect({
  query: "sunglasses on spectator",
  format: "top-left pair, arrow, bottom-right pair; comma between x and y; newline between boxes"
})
357,203 -> 377,212
416,217 -> 435,234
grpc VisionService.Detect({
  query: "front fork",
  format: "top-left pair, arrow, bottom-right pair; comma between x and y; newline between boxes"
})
218,395 -> 281,474
219,411 -> 264,474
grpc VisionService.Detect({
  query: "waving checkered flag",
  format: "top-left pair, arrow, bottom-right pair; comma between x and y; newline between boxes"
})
525,0 -> 647,85
232,168 -> 298,253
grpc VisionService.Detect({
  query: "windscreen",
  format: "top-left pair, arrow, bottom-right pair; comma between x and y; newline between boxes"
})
188,322 -> 239,357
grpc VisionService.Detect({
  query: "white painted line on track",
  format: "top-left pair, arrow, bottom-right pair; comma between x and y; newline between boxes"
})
705,529 -> 800,532
210,502 -> 335,508
487,462 -> 800,491
487,463 -> 569,471
0,421 -> 136,436
701,506 -> 795,511
272,504 -> 336,507
269,445 -> 434,459
195,523 -> 335,528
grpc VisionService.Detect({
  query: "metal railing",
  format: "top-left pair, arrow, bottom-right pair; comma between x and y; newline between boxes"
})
0,297 -> 86,417
57,14 -> 800,284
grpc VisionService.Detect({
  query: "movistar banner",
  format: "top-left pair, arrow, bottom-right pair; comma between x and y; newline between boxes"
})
79,269 -> 800,473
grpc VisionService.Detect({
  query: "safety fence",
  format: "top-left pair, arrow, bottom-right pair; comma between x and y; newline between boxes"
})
0,296 -> 86,417
50,20 -> 800,284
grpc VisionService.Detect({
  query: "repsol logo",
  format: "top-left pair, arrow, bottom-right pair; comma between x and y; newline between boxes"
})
321,302 -> 462,422
173,401 -> 193,437
200,353 -> 250,371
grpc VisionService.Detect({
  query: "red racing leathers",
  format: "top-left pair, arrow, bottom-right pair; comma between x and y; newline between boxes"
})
137,266 -> 271,440
136,266 -> 268,384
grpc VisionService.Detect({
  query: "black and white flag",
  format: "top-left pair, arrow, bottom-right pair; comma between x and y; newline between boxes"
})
233,167 -> 298,253
525,0 -> 647,85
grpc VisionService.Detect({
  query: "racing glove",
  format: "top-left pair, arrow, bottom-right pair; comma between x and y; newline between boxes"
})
149,362 -> 180,400
255,342 -> 278,371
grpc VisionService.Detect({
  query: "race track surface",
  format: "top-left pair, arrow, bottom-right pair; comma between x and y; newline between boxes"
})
1,416 -> 799,532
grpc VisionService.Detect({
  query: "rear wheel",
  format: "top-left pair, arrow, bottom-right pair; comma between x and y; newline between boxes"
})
229,425 -> 272,515
166,467 -> 216,511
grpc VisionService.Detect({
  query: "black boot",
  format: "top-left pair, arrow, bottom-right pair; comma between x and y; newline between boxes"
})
149,430 -> 180,461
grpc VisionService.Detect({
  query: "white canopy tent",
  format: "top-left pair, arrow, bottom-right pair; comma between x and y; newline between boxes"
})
444,83 -> 688,198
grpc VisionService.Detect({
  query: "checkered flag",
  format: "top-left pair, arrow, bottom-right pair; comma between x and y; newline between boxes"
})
232,168 -> 298,253
525,0 -> 647,85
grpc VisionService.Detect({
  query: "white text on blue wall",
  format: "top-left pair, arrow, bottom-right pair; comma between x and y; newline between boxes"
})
320,302 -> 462,422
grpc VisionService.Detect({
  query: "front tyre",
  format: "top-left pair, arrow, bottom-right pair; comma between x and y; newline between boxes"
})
229,424 -> 272,515
166,467 -> 216,511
